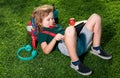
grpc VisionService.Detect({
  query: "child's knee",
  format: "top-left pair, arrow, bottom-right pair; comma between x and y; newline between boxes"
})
92,13 -> 101,21
65,26 -> 76,36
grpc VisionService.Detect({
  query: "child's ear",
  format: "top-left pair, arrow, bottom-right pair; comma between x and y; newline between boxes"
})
39,23 -> 42,25
38,23 -> 42,26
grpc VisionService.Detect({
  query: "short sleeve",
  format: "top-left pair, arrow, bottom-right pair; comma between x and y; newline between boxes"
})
37,33 -> 48,44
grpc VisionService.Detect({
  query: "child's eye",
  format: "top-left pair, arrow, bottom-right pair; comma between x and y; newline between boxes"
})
50,18 -> 54,21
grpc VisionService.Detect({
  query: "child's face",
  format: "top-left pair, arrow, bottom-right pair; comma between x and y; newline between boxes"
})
42,12 -> 55,28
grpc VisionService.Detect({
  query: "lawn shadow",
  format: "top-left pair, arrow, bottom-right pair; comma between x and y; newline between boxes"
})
78,52 -> 88,63
101,22 -> 117,47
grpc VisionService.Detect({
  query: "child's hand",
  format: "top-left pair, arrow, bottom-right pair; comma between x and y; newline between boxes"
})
54,33 -> 64,41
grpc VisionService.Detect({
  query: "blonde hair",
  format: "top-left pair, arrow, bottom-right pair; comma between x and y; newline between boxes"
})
32,5 -> 53,31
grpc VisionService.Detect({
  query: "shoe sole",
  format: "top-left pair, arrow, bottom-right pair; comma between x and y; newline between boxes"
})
70,65 -> 92,76
90,50 -> 112,60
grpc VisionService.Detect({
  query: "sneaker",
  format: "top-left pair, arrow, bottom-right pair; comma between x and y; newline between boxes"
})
70,62 -> 92,76
90,47 -> 112,60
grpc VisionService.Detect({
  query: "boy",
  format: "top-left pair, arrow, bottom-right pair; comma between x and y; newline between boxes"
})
32,5 -> 112,76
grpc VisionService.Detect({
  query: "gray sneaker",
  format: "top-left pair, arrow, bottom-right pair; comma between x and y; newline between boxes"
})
70,62 -> 92,76
90,47 -> 112,60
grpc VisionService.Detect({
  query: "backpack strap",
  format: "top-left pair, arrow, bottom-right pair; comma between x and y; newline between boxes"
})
41,30 -> 56,37
26,18 -> 38,49
31,18 -> 37,36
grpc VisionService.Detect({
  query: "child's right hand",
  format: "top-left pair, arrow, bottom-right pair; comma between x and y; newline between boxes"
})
54,33 -> 64,41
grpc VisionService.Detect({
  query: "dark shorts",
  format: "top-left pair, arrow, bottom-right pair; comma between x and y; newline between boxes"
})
58,25 -> 93,56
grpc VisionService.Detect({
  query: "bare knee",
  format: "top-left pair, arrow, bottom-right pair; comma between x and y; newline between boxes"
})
65,26 -> 76,36
85,13 -> 102,32
91,13 -> 101,21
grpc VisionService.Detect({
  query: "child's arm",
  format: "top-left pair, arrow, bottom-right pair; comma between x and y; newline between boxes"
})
41,33 -> 64,54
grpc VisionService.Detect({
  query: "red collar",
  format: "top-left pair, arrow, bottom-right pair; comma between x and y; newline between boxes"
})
49,25 -> 55,29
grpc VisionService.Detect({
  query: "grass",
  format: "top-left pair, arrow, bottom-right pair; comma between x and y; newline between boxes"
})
0,0 -> 120,78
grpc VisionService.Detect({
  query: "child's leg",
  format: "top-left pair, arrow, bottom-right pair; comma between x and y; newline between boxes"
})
85,13 -> 101,47
64,26 -> 79,62
64,26 -> 92,76
85,13 -> 112,59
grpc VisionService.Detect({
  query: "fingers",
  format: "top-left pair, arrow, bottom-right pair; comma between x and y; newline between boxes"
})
54,33 -> 64,41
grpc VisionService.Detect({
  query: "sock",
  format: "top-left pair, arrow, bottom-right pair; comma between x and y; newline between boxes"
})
72,60 -> 80,66
93,46 -> 101,50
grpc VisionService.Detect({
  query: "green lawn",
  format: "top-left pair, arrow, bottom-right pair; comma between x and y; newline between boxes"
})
0,0 -> 120,78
